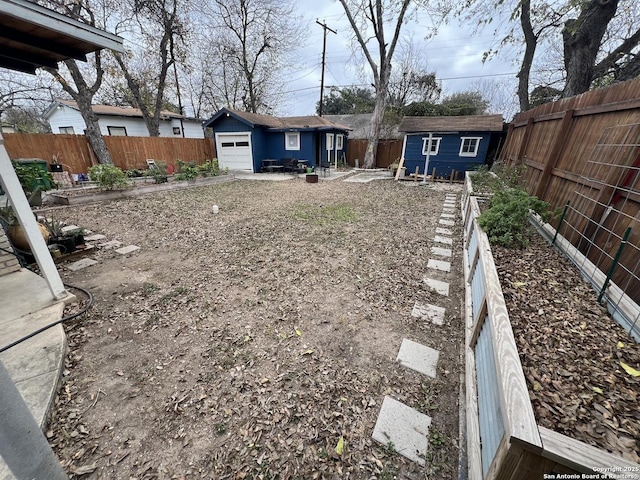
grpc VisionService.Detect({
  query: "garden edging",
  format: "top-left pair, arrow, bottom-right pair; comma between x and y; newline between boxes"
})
461,174 -> 640,480
46,175 -> 235,206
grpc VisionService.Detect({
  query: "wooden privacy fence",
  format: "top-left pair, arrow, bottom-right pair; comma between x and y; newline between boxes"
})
3,133 -> 216,173
346,139 -> 403,168
499,77 -> 640,311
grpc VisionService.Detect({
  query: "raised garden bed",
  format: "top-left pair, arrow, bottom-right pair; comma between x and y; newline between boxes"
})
46,175 -> 234,206
461,175 -> 640,479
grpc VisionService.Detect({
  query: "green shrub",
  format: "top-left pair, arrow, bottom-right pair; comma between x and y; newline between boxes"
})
147,161 -> 168,184
175,160 -> 199,181
478,188 -> 551,248
88,164 -> 130,190
470,163 -> 526,195
198,159 -> 219,177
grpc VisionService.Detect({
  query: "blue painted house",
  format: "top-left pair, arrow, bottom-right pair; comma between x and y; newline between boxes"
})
203,108 -> 350,172
398,115 -> 504,178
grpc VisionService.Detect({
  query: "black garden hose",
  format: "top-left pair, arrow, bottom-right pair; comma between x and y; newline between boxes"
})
0,283 -> 94,354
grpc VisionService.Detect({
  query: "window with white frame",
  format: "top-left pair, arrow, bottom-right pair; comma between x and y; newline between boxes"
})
336,134 -> 344,150
59,126 -> 75,134
421,136 -> 441,155
326,133 -> 334,150
459,137 -> 481,157
285,131 -> 300,150
107,126 -> 127,136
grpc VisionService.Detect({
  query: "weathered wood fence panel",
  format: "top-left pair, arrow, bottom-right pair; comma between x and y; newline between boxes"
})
3,133 -> 216,173
499,77 -> 640,308
346,139 -> 403,168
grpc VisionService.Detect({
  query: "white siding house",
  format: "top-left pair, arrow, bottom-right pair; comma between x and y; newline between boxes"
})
44,100 -> 205,138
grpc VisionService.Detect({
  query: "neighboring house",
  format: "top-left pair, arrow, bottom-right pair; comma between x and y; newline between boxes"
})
324,113 -> 401,140
44,100 -> 205,138
203,108 -> 350,172
398,115 -> 504,177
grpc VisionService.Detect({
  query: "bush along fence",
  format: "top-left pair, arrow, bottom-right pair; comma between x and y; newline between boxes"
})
461,173 -> 640,480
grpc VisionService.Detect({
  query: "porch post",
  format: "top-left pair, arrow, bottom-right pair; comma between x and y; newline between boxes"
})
0,132 -> 68,300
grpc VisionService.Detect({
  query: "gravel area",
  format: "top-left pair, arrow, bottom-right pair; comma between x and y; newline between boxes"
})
48,178 -> 465,479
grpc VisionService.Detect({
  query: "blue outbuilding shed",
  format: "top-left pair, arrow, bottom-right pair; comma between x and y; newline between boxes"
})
398,115 -> 504,178
203,108 -> 350,172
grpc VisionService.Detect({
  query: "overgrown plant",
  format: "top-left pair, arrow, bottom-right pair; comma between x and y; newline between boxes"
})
175,160 -> 199,181
88,164 -> 130,190
198,159 -> 219,177
478,188 -> 551,248
470,163 -> 526,195
148,161 -> 168,184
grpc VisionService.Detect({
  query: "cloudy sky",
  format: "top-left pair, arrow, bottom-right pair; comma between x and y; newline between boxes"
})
278,1 -> 520,117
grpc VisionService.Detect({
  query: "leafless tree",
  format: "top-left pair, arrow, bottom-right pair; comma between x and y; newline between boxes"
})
41,0 -> 114,164
196,0 -> 304,114
111,0 -> 187,135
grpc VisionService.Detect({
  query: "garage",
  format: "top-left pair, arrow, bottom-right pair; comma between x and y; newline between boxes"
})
215,133 -> 253,171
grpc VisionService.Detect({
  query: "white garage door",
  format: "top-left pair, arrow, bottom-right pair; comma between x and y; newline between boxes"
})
216,133 -> 253,171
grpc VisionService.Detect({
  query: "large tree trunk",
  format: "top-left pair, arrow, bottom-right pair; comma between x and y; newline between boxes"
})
365,89 -> 386,169
516,0 -> 536,112
75,93 -> 113,165
562,0 -> 618,98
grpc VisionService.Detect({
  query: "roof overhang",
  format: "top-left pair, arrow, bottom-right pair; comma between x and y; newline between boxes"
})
0,0 -> 124,74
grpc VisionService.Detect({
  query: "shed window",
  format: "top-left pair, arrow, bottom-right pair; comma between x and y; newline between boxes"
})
173,127 -> 181,135
285,132 -> 300,150
459,137 -> 481,157
336,134 -> 344,150
59,126 -> 75,134
326,133 -> 334,150
108,126 -> 127,136
422,136 -> 441,155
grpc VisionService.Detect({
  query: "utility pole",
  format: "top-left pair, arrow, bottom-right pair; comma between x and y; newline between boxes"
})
316,19 -> 336,117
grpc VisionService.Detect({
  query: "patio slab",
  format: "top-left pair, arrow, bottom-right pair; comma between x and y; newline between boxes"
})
115,245 -> 140,255
411,302 -> 446,325
396,338 -> 439,378
372,396 -> 432,465
427,259 -> 451,272
423,277 -> 450,296
67,258 -> 98,271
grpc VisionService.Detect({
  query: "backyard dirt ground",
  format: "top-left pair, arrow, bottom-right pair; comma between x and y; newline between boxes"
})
48,178 -> 465,479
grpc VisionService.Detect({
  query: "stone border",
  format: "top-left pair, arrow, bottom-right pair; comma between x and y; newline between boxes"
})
46,175 -> 235,206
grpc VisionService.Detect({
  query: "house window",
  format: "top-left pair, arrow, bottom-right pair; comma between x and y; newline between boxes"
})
173,127 -> 181,135
326,133 -> 334,150
59,126 -> 75,134
422,136 -> 441,155
285,132 -> 300,150
108,126 -> 127,136
336,134 -> 344,150
459,137 -> 481,157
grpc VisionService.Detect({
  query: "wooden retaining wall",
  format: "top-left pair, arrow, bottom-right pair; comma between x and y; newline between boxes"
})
2,133 -> 216,173
462,174 -> 640,479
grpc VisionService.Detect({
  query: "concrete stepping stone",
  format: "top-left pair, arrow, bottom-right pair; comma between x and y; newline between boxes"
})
427,259 -> 451,272
115,245 -> 140,255
67,258 -> 98,271
439,219 -> 455,226
84,233 -> 106,242
412,301 -> 445,325
372,396 -> 432,465
423,277 -> 449,296
431,246 -> 452,257
434,235 -> 453,245
435,227 -> 452,235
443,207 -> 455,213
60,225 -> 80,234
440,213 -> 455,219
98,240 -> 122,249
397,338 -> 440,377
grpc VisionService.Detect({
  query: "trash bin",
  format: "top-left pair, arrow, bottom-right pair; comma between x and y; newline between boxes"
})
15,158 -> 52,191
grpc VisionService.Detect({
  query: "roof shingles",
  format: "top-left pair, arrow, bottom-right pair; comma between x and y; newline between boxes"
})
398,115 -> 503,133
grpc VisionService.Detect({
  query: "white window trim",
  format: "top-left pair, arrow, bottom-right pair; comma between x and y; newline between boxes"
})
59,126 -> 75,134
459,137 -> 482,157
107,126 -> 127,136
326,133 -> 334,151
336,134 -> 344,150
421,136 -> 441,155
285,131 -> 300,151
